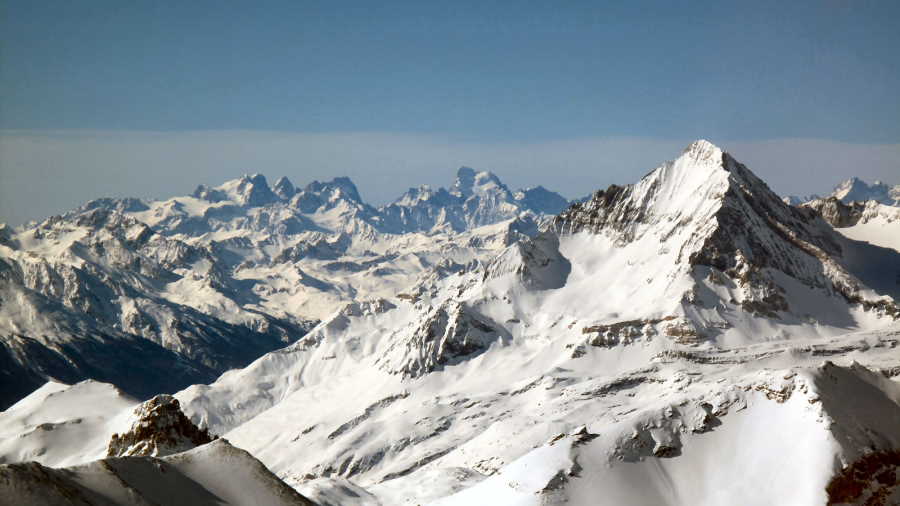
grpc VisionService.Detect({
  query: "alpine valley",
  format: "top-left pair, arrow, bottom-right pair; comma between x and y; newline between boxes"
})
1,141 -> 899,506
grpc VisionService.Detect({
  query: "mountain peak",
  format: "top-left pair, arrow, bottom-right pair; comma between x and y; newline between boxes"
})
552,141 -> 758,244
273,176 -> 296,199
681,139 -> 724,164
452,166 -> 508,199
832,176 -> 899,205
303,176 -> 362,203
233,173 -> 278,206
193,173 -> 278,206
243,173 -> 267,184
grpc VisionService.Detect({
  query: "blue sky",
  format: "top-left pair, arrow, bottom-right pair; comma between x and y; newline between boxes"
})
1,1 -> 899,224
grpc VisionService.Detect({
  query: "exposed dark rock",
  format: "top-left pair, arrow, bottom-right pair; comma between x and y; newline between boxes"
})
803,197 -> 867,228
826,449 -> 900,505
107,394 -> 215,458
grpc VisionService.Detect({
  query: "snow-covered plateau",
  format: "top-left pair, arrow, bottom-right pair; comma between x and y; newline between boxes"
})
1,140 -> 899,505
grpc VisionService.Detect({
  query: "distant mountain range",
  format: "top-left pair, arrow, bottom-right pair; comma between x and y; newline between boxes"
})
0,167 -> 568,409
783,176 -> 900,207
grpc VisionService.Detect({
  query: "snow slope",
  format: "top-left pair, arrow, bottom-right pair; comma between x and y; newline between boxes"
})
0,381 -> 136,467
432,359 -> 900,506
0,380 -> 215,468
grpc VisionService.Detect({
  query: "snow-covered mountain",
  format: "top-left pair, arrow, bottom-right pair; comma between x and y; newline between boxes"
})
784,176 -> 900,208
0,168 -> 563,410
178,168 -> 566,237
1,141 -> 899,505
782,194 -> 822,206
159,141 -> 898,504
831,177 -> 900,206
788,176 -> 900,256
379,167 -> 568,233
0,209 -> 311,409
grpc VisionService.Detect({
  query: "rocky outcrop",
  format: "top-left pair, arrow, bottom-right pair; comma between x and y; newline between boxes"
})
108,394 -> 215,458
802,197 -> 867,228
826,449 -> 900,505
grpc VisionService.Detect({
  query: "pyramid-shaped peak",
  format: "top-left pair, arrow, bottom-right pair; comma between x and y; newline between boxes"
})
680,139 -> 724,164
273,175 -> 293,187
331,177 -> 363,202
552,140 -> 764,237
273,176 -> 296,199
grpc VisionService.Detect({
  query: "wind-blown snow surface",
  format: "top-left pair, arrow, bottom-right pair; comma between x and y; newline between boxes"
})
162,141 -> 900,505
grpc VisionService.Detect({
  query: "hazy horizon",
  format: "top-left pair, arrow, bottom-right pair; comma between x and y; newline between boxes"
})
1,131 -> 897,225
2,1 -> 899,225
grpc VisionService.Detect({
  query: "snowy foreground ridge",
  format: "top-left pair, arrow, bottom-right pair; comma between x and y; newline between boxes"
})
1,140 -> 900,505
